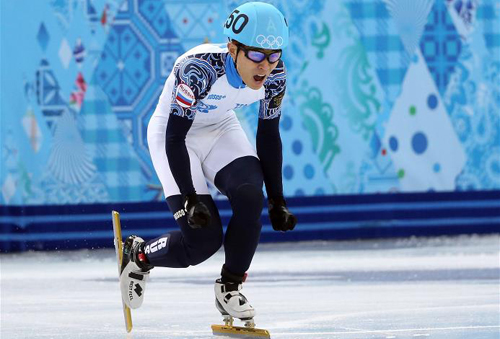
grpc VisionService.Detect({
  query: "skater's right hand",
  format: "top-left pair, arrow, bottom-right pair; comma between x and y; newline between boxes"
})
184,193 -> 211,229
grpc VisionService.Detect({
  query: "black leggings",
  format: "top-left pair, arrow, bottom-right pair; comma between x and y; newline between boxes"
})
145,156 -> 264,276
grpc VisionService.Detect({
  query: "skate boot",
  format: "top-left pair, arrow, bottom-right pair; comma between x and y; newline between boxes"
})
215,278 -> 256,328
119,235 -> 152,309
212,272 -> 270,338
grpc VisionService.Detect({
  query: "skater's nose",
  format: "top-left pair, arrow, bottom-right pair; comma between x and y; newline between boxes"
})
257,59 -> 271,71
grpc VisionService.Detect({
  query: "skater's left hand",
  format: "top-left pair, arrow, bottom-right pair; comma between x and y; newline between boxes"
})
268,197 -> 297,232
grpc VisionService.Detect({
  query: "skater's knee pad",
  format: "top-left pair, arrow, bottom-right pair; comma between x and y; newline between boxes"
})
215,156 -> 264,197
229,183 -> 264,220
232,183 -> 264,205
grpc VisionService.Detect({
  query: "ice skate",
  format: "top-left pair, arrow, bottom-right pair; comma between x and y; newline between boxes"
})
119,235 -> 152,309
112,211 -> 133,332
212,279 -> 270,338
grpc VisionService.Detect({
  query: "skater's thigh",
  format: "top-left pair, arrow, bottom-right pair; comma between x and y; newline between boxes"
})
202,117 -> 257,186
166,194 -> 223,247
147,115 -> 210,197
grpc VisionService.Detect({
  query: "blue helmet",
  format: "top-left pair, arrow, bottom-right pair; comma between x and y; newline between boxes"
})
223,2 -> 289,50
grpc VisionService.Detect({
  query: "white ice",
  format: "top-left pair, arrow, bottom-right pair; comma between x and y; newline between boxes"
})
1,235 -> 499,339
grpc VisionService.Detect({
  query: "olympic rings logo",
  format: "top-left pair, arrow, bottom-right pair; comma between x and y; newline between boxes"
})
255,35 -> 284,49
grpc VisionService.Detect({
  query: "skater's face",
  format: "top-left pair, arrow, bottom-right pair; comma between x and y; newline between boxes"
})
228,41 -> 281,90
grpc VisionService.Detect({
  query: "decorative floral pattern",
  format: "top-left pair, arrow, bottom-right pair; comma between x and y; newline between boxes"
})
1,0 -> 499,205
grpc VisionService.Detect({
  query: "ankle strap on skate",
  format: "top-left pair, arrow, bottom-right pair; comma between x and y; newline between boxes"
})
217,280 -> 242,293
221,265 -> 246,284
135,243 -> 153,271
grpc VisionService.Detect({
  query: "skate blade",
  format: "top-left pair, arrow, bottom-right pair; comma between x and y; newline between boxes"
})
211,324 -> 270,338
112,211 -> 133,333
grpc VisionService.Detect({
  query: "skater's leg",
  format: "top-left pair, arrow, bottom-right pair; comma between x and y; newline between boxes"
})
145,194 -> 223,268
214,156 -> 264,279
212,156 -> 263,320
146,112 -> 223,268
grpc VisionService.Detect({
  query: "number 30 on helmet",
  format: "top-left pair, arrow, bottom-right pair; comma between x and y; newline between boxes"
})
223,2 -> 289,50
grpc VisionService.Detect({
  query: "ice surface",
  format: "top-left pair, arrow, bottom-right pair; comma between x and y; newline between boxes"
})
1,235 -> 499,339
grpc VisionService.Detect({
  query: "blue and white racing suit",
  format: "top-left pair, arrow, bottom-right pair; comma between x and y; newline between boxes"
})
145,43 -> 287,276
148,43 -> 286,198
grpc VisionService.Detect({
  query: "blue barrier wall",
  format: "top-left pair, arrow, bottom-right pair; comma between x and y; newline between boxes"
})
1,190 -> 499,252
1,0 -> 499,251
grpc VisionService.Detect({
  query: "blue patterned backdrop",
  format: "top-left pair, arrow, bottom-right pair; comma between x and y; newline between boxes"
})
1,0 -> 499,206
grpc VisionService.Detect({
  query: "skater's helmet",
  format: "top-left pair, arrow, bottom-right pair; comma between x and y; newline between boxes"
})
223,2 -> 289,50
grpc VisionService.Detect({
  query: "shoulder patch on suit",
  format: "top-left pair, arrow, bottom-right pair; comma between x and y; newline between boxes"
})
175,83 -> 196,108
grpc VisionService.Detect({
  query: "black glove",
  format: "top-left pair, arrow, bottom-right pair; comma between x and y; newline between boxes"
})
184,193 -> 211,229
268,196 -> 297,232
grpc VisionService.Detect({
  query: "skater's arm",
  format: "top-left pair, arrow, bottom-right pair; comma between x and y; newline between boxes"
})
257,60 -> 286,198
256,117 -> 283,198
165,115 -> 195,195
165,118 -> 211,228
165,56 -> 216,196
257,61 -> 297,232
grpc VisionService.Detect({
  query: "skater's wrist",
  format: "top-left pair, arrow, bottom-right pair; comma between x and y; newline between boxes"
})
268,196 -> 286,210
183,192 -> 199,210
